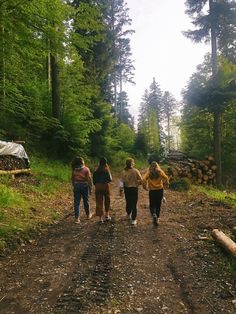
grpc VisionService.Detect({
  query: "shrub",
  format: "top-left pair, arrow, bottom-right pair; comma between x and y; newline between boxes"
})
111,151 -> 130,170
169,178 -> 191,192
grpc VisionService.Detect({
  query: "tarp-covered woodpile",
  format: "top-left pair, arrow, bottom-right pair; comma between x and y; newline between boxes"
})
0,141 -> 30,175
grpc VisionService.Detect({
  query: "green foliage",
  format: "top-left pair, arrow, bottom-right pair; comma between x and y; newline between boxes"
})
115,123 -> 135,152
161,91 -> 178,151
184,0 -> 236,187
117,92 -> 134,127
184,0 -> 236,55
0,0 -> 137,161
196,186 -> 236,208
30,156 -> 70,182
222,101 -> 236,179
181,56 -> 236,184
180,106 -> 214,159
111,151 -> 130,169
0,184 -> 26,208
136,79 -> 165,158
169,178 -> 191,192
0,155 -> 72,251
133,132 -> 148,157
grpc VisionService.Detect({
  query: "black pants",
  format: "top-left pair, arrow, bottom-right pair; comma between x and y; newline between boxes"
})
149,189 -> 163,218
124,187 -> 138,220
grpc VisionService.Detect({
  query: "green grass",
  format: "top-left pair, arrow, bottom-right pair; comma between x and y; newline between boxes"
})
29,179 -> 61,196
30,156 -> 70,182
0,184 -> 27,208
196,185 -> 236,207
0,156 -> 71,251
226,259 -> 236,277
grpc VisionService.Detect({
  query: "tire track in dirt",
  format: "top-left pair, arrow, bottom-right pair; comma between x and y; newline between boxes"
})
0,180 -> 235,314
167,259 -> 195,314
54,221 -> 115,313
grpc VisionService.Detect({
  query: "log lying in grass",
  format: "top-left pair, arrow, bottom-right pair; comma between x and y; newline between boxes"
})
212,229 -> 236,258
0,168 -> 31,175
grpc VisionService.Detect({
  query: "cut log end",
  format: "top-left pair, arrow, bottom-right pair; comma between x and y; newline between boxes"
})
212,229 -> 236,258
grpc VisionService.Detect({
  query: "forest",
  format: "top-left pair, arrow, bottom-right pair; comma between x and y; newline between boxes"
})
0,2 -> 236,312
0,0 -> 236,188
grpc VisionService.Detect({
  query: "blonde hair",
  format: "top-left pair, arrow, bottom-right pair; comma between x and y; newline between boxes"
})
125,158 -> 134,170
149,161 -> 161,179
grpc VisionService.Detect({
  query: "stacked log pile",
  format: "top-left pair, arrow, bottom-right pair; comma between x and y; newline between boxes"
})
0,155 -> 30,171
165,150 -> 188,161
167,155 -> 217,185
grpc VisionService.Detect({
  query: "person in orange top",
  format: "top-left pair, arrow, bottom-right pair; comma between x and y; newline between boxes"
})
143,161 -> 169,226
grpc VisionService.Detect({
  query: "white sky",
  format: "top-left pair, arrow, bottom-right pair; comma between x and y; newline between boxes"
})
125,0 -> 210,118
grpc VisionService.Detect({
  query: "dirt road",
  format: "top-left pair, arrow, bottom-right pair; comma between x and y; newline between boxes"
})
0,179 -> 236,314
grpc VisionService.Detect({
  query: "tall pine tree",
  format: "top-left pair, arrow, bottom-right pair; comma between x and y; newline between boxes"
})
184,0 -> 236,185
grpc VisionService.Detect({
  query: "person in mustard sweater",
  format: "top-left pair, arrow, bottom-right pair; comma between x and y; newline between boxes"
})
142,161 -> 169,226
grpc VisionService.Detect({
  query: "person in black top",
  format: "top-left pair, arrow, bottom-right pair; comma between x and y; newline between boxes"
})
93,157 -> 112,223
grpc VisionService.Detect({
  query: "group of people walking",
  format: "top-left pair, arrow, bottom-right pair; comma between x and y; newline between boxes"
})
71,156 -> 169,226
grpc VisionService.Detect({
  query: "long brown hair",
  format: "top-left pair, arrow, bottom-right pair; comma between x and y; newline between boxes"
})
71,157 -> 84,169
149,161 -> 161,180
96,157 -> 109,173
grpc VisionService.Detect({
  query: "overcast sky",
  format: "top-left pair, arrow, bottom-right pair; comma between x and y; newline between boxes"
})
124,0 -> 210,118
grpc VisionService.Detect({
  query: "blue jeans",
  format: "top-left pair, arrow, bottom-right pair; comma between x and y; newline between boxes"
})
73,182 -> 90,218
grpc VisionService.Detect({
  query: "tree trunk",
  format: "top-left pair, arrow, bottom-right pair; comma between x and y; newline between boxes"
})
119,56 -> 123,94
50,53 -> 60,119
167,114 -> 170,151
47,51 -> 51,93
1,25 -> 6,105
213,111 -> 222,185
111,0 -> 117,116
209,0 -> 222,187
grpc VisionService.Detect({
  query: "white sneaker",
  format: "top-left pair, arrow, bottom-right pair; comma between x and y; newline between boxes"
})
105,216 -> 111,221
131,220 -> 137,225
87,213 -> 93,219
75,218 -> 81,224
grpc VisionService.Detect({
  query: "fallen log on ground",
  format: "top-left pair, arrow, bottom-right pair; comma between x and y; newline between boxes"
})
0,169 -> 31,176
212,229 -> 236,258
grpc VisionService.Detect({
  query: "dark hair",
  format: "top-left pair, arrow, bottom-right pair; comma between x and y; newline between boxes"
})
71,156 -> 84,169
99,157 -> 107,166
96,157 -> 109,173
